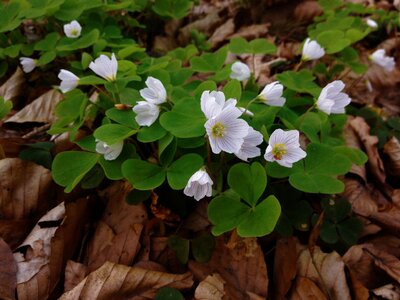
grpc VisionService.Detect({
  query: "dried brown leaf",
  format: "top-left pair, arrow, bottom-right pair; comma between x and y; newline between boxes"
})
87,181 -> 147,271
0,238 -> 17,300
293,1 -> 323,23
64,260 -> 87,292
343,178 -> 378,217
364,245 -> 400,283
182,199 -> 210,232
349,116 -> 386,184
0,67 -> 25,102
347,268 -> 370,300
189,234 -> 268,299
16,198 -> 93,300
194,273 -> 225,300
289,276 -> 327,300
5,89 -> 63,124
59,261 -> 193,300
344,118 -> 367,180
372,284 -> 400,299
230,24 -> 270,41
297,247 -> 352,300
273,237 -> 298,300
208,18 -> 235,47
384,136 -> 400,176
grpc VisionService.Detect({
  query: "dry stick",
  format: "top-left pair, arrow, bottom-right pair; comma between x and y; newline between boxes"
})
22,123 -> 51,139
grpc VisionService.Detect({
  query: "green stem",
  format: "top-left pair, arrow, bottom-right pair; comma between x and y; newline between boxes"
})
243,97 -> 259,115
294,60 -> 303,72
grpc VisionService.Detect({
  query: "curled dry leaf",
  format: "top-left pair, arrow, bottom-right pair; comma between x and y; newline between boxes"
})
383,136 -> 400,176
86,181 -> 147,272
194,273 -> 225,300
0,67 -> 25,102
208,18 -> 235,47
344,118 -> 367,180
349,116 -> 386,184
59,261 -> 193,300
297,246 -> 352,300
372,284 -> 400,300
273,237 -> 298,300
64,260 -> 87,292
189,234 -> 268,299
16,198 -> 92,300
230,24 -> 270,40
5,89 -> 63,124
289,276 -> 327,300
363,245 -> 400,284
347,268 -> 370,300
0,238 -> 17,300
0,158 -> 55,248
14,202 -> 65,284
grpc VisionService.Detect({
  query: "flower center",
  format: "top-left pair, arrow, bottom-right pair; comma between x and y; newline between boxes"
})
71,29 -> 79,36
211,122 -> 225,138
272,143 -> 287,160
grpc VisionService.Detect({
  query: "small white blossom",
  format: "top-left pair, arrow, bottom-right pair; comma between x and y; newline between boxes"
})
258,81 -> 286,107
264,129 -> 306,168
200,90 -> 237,119
132,101 -> 160,127
95,139 -> 123,161
238,107 -> 254,117
184,168 -> 213,201
89,53 -> 118,81
230,61 -> 251,81
316,80 -> 351,115
58,69 -> 79,93
366,18 -> 378,28
63,20 -> 82,38
19,57 -> 36,73
140,76 -> 167,104
301,38 -> 325,61
205,105 -> 249,154
235,127 -> 263,161
370,49 -> 395,72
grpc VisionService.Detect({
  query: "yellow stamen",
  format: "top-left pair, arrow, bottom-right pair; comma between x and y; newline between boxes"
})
71,29 -> 78,36
272,143 -> 286,160
211,122 -> 225,138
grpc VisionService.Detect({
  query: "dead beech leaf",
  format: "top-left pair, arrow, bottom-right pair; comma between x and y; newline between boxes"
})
194,273 -> 225,300
289,276 -> 327,300
293,1 -> 323,22
0,238 -> 17,300
383,137 -> 400,176
208,18 -> 235,47
5,89 -> 63,124
349,116 -> 386,184
59,261 -> 193,300
343,178 -> 378,217
347,269 -> 370,300
182,199 -> 210,232
297,247 -> 352,300
372,284 -> 400,300
0,67 -> 25,102
64,260 -> 87,292
87,181 -> 147,271
364,245 -> 400,283
344,118 -> 367,180
189,235 -> 268,299
16,198 -> 92,300
229,24 -> 270,40
273,237 -> 298,300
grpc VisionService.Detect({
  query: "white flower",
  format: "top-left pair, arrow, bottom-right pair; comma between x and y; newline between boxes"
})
230,61 -> 251,81
366,18 -> 378,28
58,69 -> 79,93
184,168 -> 213,201
258,81 -> 286,107
301,38 -> 325,61
316,80 -> 351,115
89,53 -> 118,81
139,76 -> 167,104
95,139 -> 123,161
264,129 -> 306,168
370,49 -> 395,72
235,127 -> 263,161
132,101 -> 160,127
19,57 -> 36,73
63,20 -> 82,38
200,90 -> 237,119
238,107 -> 254,117
205,105 -> 249,154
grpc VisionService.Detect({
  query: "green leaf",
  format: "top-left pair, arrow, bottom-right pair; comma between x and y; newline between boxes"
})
167,154 -> 204,190
34,32 -> 59,51
0,97 -> 12,120
122,159 -> 166,190
229,37 -> 276,54
317,30 -> 351,54
37,51 -> 56,66
337,217 -> 362,245
152,0 -> 193,19
155,287 -> 184,300
80,164 -> 104,189
158,134 -> 177,166
277,70 -> 321,97
57,29 -> 100,51
106,108 -> 138,129
289,173 -> 344,194
228,162 -> 266,206
137,120 -> 167,143
126,189 -> 151,205
94,124 -> 136,145
320,220 -> 339,244
52,151 -> 100,192
190,47 -> 228,73
321,198 -> 351,223
237,195 -> 281,237
160,98 -> 206,138
223,79 -> 242,101
168,236 -> 190,264
78,75 -> 107,85
99,144 -> 137,180
334,146 -> 368,166
191,233 -> 215,263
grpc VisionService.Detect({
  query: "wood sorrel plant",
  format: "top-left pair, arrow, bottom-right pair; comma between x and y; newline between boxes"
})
6,0 -> 398,239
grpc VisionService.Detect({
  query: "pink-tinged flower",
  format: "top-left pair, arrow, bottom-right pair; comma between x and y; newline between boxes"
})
264,129 -> 306,168
184,168 -> 213,201
258,81 -> 286,107
235,127 -> 263,161
316,80 -> 351,115
89,53 -> 118,81
58,69 -> 79,93
200,90 -> 237,120
19,57 -> 36,73
370,49 -> 395,72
